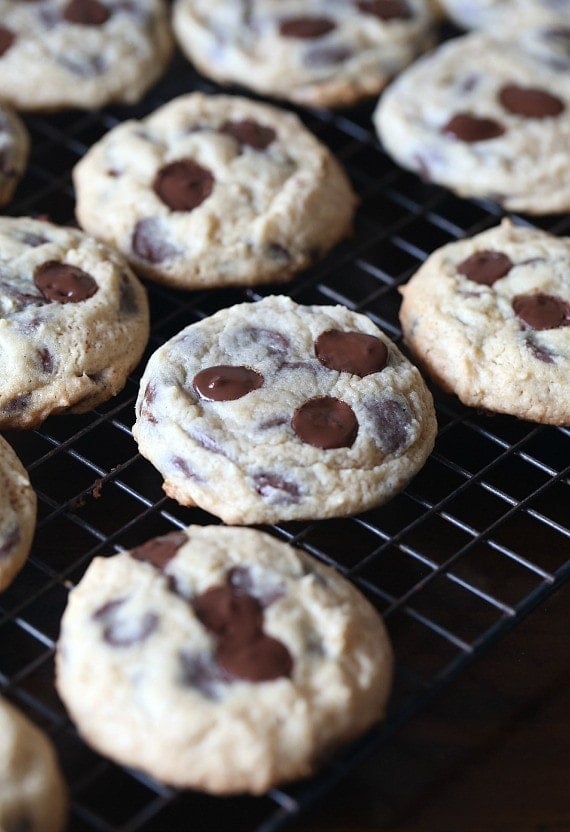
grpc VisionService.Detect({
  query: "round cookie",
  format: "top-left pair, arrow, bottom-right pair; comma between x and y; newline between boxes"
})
399,219 -> 570,425
373,28 -> 570,214
172,0 -> 436,108
0,698 -> 67,832
438,0 -> 569,30
56,524 -> 393,794
73,93 -> 357,290
0,216 -> 150,429
0,104 -> 29,208
0,0 -> 173,111
132,295 -> 437,524
0,436 -> 36,592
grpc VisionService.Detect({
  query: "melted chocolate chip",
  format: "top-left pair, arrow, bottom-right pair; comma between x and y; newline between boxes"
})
2,394 -> 31,414
92,597 -> 126,621
129,530 -> 188,570
57,52 -> 106,77
499,84 -> 565,118
442,113 -> 505,142
103,611 -> 159,648
356,0 -> 413,20
526,338 -> 555,364
238,326 -> 289,357
193,365 -> 263,402
217,633 -> 293,682
171,455 -> 205,482
194,585 -> 263,645
63,0 -> 110,25
292,397 -> 358,449
34,261 -> 98,304
179,650 -> 229,699
153,160 -> 214,212
220,119 -> 276,150
513,294 -> 570,330
119,272 -> 138,316
371,398 -> 410,453
279,16 -> 336,38
315,330 -> 388,376
188,428 -> 226,456
253,472 -> 300,505
456,250 -> 514,285
0,26 -> 15,57
132,218 -> 179,263
304,45 -> 353,67
38,348 -> 54,374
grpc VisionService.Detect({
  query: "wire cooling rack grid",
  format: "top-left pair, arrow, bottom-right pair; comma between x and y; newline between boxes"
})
0,41 -> 569,832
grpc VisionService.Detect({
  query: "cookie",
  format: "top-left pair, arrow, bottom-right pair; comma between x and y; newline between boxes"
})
132,295 -> 437,524
438,0 -> 569,30
73,93 -> 358,290
373,28 -> 570,214
56,524 -> 393,794
0,698 -> 67,832
0,216 -> 150,429
0,436 -> 36,592
0,104 -> 29,208
0,0 -> 173,111
399,219 -> 570,424
172,0 -> 436,108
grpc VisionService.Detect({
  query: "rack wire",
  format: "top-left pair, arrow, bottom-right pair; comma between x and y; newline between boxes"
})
0,29 -> 569,832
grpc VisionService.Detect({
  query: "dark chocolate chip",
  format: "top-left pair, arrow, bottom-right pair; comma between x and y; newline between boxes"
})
188,428 -> 226,456
0,26 -> 15,58
2,394 -> 31,414
441,113 -> 505,142
292,397 -> 358,449
238,326 -> 290,357
56,53 -> 106,77
304,45 -> 353,67
258,415 -> 289,429
456,250 -> 513,285
371,398 -> 410,454
153,159 -> 214,212
171,455 -> 205,482
253,472 -> 300,504
194,585 -> 263,645
119,272 -> 138,316
132,218 -> 179,263
38,348 -> 54,374
193,365 -> 263,402
526,338 -> 555,364
512,294 -> 570,330
356,0 -> 413,20
19,232 -> 49,247
103,611 -> 159,648
279,16 -> 336,38
220,119 -> 276,150
216,633 -> 293,682
34,261 -> 98,304
63,0 -> 110,25
179,650 -> 229,699
92,597 -> 126,621
315,330 -> 388,376
0,525 -> 20,558
129,530 -> 188,570
499,83 -> 565,118
0,280 -> 46,309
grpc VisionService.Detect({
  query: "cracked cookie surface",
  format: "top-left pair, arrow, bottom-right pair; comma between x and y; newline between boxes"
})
133,295 -> 437,524
56,524 -> 393,794
399,220 -> 570,424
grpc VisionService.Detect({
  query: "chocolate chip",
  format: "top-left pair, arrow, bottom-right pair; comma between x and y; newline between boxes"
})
235,326 -> 289,357
92,597 -> 126,621
0,280 -> 46,309
513,294 -> 570,330
304,45 -> 353,67
253,472 -> 300,505
188,428 -> 226,456
279,16 -> 336,38
456,250 -> 514,285
153,160 -> 214,212
179,650 -> 229,699
56,53 -> 106,77
526,338 -> 555,364
0,525 -> 20,558
19,232 -> 49,247
63,0 -> 110,25
2,394 -> 31,414
129,530 -> 188,570
315,330 -> 388,376
499,84 -> 565,118
119,272 -> 138,316
194,585 -> 263,645
442,113 -> 505,142
292,397 -> 358,449
171,455 -> 205,482
356,0 -> 413,20
103,611 -> 159,648
220,119 -> 276,150
34,261 -> 98,304
132,218 -> 179,263
193,365 -> 263,402
371,398 -> 410,453
217,633 -> 293,683
0,26 -> 15,57
38,348 -> 54,374
266,242 -> 291,262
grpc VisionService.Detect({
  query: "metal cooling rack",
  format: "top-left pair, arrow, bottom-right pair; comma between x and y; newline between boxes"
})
0,31 -> 569,832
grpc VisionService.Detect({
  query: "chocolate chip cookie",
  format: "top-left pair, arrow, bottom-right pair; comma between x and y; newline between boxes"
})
0,698 -> 67,831
73,92 -> 357,290
0,216 -> 150,429
172,0 -> 436,108
438,0 -> 569,30
0,0 -> 173,111
399,220 -> 570,424
374,28 -> 570,214
56,525 -> 393,794
0,435 -> 36,592
0,104 -> 28,207
133,295 -> 437,524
